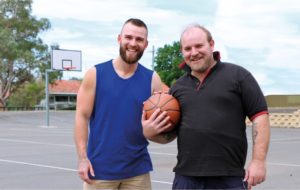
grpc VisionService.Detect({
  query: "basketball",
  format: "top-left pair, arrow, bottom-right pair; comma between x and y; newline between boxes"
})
143,92 -> 180,132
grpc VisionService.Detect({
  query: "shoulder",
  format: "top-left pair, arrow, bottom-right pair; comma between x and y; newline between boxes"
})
82,67 -> 96,85
218,61 -> 251,80
138,64 -> 153,74
172,73 -> 189,86
170,74 -> 189,94
95,60 -> 113,70
220,61 -> 248,71
151,71 -> 163,92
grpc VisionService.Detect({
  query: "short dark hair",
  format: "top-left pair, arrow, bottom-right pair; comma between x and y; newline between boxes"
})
124,18 -> 148,30
121,18 -> 148,36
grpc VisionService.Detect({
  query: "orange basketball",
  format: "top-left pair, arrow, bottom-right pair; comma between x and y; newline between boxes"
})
143,92 -> 180,132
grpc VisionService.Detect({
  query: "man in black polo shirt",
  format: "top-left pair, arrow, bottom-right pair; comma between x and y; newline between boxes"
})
142,24 -> 270,190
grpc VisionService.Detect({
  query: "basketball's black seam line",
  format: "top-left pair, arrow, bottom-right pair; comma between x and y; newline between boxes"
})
160,97 -> 175,109
145,98 -> 159,111
164,109 -> 180,112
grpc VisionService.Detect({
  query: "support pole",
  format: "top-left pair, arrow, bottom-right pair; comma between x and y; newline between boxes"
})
45,69 -> 52,127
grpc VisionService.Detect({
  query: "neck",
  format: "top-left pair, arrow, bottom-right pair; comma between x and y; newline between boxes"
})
192,60 -> 216,82
113,57 -> 138,79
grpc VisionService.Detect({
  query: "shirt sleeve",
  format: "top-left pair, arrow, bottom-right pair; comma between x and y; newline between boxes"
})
240,72 -> 268,120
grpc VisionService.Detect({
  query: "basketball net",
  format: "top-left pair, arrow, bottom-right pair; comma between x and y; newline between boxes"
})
63,66 -> 76,71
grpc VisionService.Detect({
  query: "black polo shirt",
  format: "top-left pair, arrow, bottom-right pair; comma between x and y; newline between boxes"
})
170,61 -> 268,177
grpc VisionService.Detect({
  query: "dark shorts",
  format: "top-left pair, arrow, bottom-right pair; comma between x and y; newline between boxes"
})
172,173 -> 248,190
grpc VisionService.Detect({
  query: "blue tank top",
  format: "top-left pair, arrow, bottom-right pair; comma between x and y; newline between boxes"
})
88,60 -> 153,180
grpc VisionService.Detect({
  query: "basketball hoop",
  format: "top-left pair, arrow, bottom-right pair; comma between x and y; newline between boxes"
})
51,49 -> 82,71
63,66 -> 76,71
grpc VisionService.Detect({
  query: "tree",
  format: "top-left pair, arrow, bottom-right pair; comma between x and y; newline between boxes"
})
0,0 -> 50,108
38,44 -> 63,83
154,41 -> 184,86
7,80 -> 44,108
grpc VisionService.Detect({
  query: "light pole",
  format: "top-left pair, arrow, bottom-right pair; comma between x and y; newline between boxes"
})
150,45 -> 155,71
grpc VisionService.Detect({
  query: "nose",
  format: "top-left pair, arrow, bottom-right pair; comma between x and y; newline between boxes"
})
128,39 -> 137,47
190,47 -> 198,56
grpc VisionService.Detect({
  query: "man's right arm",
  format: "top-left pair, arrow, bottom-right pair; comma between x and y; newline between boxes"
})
74,67 -> 96,183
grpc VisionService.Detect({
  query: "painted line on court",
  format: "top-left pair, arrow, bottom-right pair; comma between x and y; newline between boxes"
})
8,128 -> 73,134
149,145 -> 177,149
268,162 -> 300,167
152,180 -> 173,185
0,138 -> 74,147
0,158 -> 172,185
0,138 -> 177,156
0,158 -> 77,172
149,151 -> 176,156
270,138 -> 300,142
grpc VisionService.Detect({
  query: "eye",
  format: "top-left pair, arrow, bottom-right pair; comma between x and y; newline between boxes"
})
195,44 -> 203,49
136,37 -> 144,42
124,35 -> 133,40
184,47 -> 191,52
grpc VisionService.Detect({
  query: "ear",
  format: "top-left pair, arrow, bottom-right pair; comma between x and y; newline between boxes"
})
144,40 -> 149,49
117,34 -> 121,44
209,39 -> 215,51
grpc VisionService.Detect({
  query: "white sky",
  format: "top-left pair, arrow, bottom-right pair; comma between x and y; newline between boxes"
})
32,0 -> 300,95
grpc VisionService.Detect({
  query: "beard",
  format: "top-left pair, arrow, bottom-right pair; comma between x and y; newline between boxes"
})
119,46 -> 144,65
188,56 -> 212,73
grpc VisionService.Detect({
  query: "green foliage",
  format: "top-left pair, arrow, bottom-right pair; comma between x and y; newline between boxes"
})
7,81 -> 45,107
154,41 -> 184,86
38,44 -> 63,83
0,0 -> 51,107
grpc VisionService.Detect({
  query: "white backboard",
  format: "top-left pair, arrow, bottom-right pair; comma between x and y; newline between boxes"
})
51,49 -> 82,71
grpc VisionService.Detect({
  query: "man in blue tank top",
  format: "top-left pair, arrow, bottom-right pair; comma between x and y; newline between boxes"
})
74,18 -> 168,190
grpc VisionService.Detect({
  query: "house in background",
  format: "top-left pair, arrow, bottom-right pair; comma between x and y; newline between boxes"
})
48,80 -> 81,110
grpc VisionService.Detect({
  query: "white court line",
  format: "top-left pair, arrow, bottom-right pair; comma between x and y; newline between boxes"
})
152,180 -> 173,185
0,138 -> 177,156
0,138 -> 74,147
5,138 -> 298,167
149,151 -> 176,156
0,159 -> 173,185
268,162 -> 300,167
270,138 -> 300,142
8,128 -> 73,134
0,158 -> 77,172
149,145 -> 177,149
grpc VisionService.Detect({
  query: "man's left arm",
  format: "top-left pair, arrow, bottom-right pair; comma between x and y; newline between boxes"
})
244,113 -> 270,190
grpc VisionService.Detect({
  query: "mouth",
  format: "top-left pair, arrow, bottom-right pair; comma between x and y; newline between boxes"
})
190,55 -> 203,61
127,48 -> 137,52
126,48 -> 139,55
190,58 -> 203,63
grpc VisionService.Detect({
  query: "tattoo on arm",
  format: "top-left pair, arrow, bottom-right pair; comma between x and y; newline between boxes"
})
163,130 -> 176,141
252,121 -> 258,144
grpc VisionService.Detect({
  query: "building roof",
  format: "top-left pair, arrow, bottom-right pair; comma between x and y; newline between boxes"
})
49,80 -> 81,94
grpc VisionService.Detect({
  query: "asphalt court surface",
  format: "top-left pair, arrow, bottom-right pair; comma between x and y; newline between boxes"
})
0,111 -> 300,190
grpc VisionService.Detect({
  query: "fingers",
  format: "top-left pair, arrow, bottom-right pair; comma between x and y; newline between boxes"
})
149,108 -> 162,121
144,108 -> 171,134
141,110 -> 146,122
78,159 -> 94,184
243,169 -> 249,182
153,90 -> 162,94
151,110 -> 170,127
245,169 -> 266,190
89,162 -> 95,177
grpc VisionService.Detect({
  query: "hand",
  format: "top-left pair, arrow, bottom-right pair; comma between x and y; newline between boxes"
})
244,159 -> 267,190
141,108 -> 172,139
78,158 -> 95,184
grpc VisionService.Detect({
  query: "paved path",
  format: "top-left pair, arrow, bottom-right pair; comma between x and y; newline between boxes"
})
0,111 -> 299,189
